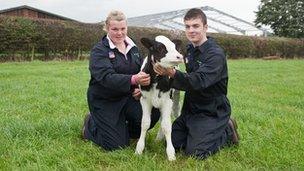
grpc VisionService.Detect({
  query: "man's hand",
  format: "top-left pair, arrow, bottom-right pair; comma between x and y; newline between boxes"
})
132,88 -> 141,100
153,63 -> 176,78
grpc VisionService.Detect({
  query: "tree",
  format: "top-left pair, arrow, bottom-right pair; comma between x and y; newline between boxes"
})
255,0 -> 304,38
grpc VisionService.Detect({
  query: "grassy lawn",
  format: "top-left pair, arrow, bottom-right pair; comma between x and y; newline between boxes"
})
0,59 -> 303,170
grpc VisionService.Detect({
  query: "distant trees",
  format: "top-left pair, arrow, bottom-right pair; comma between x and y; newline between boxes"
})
255,0 -> 304,38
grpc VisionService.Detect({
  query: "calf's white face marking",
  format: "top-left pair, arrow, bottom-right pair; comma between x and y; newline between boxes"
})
155,35 -> 183,68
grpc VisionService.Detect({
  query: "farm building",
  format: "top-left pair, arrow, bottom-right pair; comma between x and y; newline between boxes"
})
128,6 -> 270,36
0,5 -> 76,22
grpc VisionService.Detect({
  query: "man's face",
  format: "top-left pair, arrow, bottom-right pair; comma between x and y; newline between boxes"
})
184,18 -> 207,46
106,20 -> 127,45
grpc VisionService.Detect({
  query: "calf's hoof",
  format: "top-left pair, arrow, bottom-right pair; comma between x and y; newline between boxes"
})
167,146 -> 176,161
135,142 -> 145,155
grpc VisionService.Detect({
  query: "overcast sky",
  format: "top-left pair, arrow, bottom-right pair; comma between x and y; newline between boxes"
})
0,0 -> 261,23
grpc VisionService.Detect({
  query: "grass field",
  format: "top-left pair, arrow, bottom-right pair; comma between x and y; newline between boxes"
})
0,59 -> 303,170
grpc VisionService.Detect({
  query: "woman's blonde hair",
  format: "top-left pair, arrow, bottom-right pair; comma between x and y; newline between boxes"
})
104,10 -> 127,31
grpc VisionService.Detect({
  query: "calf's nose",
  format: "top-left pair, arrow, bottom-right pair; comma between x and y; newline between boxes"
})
176,54 -> 183,59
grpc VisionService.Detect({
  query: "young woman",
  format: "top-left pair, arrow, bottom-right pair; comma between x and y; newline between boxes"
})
82,10 -> 160,151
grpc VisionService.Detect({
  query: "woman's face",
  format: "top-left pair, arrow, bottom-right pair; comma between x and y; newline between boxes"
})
106,20 -> 127,45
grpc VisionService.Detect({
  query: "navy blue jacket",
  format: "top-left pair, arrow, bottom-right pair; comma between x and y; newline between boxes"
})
85,36 -> 161,149
87,35 -> 142,102
87,35 -> 143,130
172,37 -> 231,116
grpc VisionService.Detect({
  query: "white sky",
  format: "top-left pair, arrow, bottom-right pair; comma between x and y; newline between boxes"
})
0,0 -> 261,23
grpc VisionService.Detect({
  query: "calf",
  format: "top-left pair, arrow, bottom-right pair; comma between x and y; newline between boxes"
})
135,35 -> 183,161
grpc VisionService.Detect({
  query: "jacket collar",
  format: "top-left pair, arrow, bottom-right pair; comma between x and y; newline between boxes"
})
106,35 -> 136,54
187,36 -> 214,53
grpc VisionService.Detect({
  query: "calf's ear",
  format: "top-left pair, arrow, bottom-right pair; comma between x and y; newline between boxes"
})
172,39 -> 182,51
141,38 -> 154,49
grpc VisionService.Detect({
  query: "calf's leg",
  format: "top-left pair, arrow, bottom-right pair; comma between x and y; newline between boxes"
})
135,98 -> 152,155
160,101 -> 176,161
155,116 -> 164,141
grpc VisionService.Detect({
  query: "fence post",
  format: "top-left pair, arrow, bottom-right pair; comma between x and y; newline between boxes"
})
31,45 -> 35,61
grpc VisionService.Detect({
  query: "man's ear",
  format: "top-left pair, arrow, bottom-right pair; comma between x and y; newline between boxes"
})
141,38 -> 154,49
172,39 -> 182,51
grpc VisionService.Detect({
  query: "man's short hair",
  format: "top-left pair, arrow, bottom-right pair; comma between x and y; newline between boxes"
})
184,8 -> 207,25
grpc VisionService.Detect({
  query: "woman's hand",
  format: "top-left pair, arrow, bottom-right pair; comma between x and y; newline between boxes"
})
132,88 -> 141,100
135,71 -> 150,86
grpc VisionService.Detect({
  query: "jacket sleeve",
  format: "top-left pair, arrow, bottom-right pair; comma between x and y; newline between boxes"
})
89,44 -> 132,93
172,51 -> 224,91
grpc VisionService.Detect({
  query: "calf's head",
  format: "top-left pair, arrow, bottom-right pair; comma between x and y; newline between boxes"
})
141,35 -> 183,68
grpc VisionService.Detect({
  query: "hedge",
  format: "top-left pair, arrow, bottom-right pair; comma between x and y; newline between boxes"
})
0,16 -> 104,61
0,16 -> 303,61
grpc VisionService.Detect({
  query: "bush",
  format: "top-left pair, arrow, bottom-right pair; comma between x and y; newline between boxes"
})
0,16 -> 104,61
0,16 -> 303,61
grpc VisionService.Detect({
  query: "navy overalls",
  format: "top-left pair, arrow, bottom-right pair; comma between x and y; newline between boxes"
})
171,37 -> 234,159
84,35 -> 160,151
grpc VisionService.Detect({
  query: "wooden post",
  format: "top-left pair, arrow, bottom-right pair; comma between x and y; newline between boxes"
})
31,45 -> 35,61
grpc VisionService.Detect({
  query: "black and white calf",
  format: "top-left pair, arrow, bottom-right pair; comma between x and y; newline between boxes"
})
135,35 -> 183,161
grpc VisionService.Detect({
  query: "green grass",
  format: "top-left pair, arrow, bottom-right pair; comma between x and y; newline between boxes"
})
0,59 -> 303,170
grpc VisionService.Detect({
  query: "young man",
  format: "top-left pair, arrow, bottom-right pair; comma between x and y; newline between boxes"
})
154,8 -> 240,159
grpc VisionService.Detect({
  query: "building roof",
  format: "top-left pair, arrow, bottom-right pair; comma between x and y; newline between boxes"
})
128,6 -> 270,36
0,5 -> 77,22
